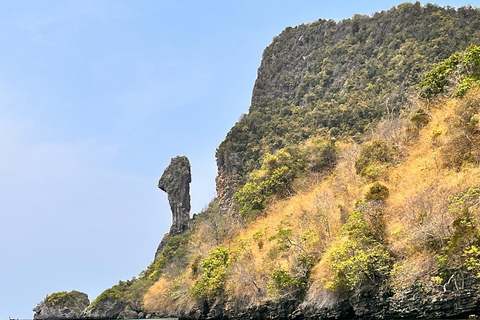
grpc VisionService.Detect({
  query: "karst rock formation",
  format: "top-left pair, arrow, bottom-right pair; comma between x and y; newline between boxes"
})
155,155 -> 191,259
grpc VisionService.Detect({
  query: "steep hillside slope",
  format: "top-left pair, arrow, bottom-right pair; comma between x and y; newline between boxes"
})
142,45 -> 480,319
33,3 -> 480,320
216,2 -> 480,213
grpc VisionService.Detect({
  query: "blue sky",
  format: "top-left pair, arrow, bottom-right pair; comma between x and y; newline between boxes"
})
0,1 -> 476,318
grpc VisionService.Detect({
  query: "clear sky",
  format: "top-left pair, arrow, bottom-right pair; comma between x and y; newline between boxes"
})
0,1 -> 475,319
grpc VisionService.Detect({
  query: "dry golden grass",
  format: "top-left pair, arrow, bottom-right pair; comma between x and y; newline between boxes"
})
144,275 -> 197,314
381,94 -> 480,289
145,91 -> 480,309
389,250 -> 437,292
232,143 -> 365,274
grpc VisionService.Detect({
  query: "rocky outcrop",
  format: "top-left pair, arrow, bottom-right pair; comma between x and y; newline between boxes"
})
155,156 -> 192,259
215,151 -> 242,214
81,297 -> 126,320
298,284 -> 480,320
174,282 -> 480,320
158,156 -> 191,235
33,291 -> 90,320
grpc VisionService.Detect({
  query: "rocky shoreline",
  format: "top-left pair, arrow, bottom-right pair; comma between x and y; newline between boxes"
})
34,283 -> 480,320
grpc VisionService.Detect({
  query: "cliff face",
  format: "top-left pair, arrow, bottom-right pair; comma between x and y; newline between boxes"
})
215,2 -> 480,213
33,4 -> 480,320
158,156 -> 191,235
155,156 -> 192,260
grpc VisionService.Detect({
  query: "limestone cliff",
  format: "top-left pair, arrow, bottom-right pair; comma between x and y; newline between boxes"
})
158,156 -> 191,234
215,2 -> 480,214
155,156 -> 191,259
31,4 -> 480,320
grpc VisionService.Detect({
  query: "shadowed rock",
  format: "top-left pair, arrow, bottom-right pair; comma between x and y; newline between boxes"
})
158,156 -> 191,235
155,156 -> 191,260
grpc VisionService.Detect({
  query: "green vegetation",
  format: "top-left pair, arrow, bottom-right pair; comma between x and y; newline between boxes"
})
217,3 -> 480,191
45,291 -> 89,312
85,4 -> 480,318
266,268 -> 302,299
191,246 -> 233,301
440,88 -> 480,170
365,183 -> 390,201
410,109 -> 431,128
420,53 -> 461,99
234,141 -> 337,219
420,44 -> 480,99
435,187 -> 480,286
233,149 -> 301,218
325,211 -> 392,292
265,220 -> 317,299
143,233 -> 190,281
354,140 -> 395,181
89,278 -> 152,312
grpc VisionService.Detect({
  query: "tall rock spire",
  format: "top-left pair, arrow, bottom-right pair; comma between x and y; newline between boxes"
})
155,156 -> 191,260
158,155 -> 192,235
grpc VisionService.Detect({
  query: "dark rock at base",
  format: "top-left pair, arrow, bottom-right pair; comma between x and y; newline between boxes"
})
33,291 -> 90,320
82,296 -> 126,319
177,279 -> 480,320
384,285 -> 480,320
298,281 -> 480,320
117,307 -> 139,319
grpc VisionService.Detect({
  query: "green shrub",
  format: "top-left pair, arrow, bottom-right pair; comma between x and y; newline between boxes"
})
365,183 -> 390,201
410,109 -> 430,128
191,246 -> 233,301
89,278 -> 151,311
420,44 -> 480,100
268,219 -> 294,252
142,233 -> 190,281
45,291 -> 89,311
266,268 -> 301,299
191,255 -> 202,278
455,73 -> 480,97
324,211 -> 392,292
435,187 -> 480,285
355,140 -> 395,181
233,149 -> 305,218
463,43 -> 480,69
440,90 -> 480,169
420,52 -> 461,99
253,228 -> 268,250
306,139 -> 338,173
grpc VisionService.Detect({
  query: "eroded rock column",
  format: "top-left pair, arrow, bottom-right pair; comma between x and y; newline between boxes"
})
158,155 -> 191,235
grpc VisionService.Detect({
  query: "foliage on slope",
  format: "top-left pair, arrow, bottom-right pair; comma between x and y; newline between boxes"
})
85,6 -> 480,318
44,291 -> 90,313
217,2 -> 480,193
143,45 -> 480,316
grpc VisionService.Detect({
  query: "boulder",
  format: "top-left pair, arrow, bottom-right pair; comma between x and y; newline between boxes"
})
33,291 -> 90,320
